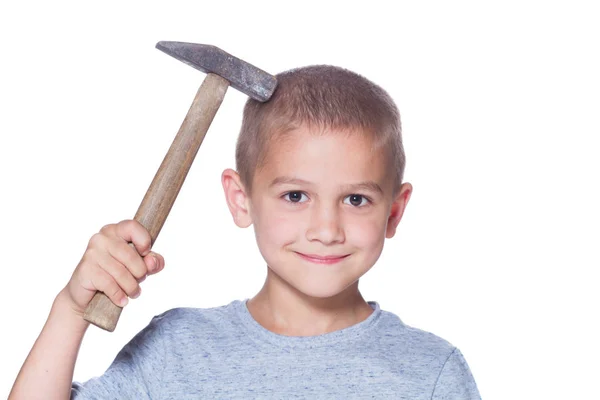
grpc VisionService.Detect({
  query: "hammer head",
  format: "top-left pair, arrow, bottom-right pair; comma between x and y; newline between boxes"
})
156,41 -> 277,102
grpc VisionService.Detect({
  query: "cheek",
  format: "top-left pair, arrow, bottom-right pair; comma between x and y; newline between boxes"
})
255,206 -> 300,244
346,214 -> 387,248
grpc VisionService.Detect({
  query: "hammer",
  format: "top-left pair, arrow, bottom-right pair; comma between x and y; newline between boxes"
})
83,41 -> 277,332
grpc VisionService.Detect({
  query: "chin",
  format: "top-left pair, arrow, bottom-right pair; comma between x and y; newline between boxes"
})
297,288 -> 340,299
291,279 -> 356,299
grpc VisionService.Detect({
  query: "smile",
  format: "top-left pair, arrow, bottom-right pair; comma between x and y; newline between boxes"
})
295,252 -> 350,265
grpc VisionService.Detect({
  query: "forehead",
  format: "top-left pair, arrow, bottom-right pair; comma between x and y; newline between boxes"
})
255,127 -> 390,190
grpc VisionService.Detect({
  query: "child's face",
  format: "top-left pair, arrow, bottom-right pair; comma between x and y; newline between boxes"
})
223,126 -> 411,299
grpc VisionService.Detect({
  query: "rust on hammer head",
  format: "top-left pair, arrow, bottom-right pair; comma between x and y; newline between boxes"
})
156,41 -> 277,102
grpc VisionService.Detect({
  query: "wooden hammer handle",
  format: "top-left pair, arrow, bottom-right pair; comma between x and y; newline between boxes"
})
83,73 -> 230,332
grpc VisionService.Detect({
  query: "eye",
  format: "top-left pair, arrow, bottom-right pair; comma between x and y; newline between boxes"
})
283,191 -> 308,203
344,194 -> 370,207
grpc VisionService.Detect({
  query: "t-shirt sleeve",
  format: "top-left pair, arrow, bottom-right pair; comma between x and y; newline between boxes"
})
431,348 -> 481,400
71,315 -> 165,399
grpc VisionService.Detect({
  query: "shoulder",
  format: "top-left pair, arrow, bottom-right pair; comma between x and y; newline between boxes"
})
377,308 -> 456,356
370,307 -> 481,397
148,299 -> 243,340
372,307 -> 460,376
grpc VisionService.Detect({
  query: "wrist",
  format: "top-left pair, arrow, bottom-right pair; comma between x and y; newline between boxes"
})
52,289 -> 90,333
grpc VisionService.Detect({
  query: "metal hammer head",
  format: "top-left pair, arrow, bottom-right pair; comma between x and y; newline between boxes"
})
156,41 -> 277,102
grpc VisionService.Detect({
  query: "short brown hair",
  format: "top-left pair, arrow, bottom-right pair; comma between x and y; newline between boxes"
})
235,65 -> 405,196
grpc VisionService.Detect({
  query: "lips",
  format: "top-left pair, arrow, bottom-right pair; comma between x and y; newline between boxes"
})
295,252 -> 350,264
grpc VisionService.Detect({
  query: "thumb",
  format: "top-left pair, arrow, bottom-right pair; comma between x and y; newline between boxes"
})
143,251 -> 164,275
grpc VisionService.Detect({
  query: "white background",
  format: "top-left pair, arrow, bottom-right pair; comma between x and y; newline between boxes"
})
1,1 -> 599,398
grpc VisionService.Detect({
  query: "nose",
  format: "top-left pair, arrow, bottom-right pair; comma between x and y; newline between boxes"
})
306,203 -> 345,244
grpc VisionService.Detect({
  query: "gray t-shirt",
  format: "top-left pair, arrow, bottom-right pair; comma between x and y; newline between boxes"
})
72,300 -> 481,399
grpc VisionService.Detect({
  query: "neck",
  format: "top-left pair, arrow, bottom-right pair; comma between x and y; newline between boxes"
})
247,267 -> 374,336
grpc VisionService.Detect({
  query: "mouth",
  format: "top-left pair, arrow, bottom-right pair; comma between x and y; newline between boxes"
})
295,252 -> 350,265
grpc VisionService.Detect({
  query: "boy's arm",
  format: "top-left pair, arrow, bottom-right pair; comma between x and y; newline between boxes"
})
9,289 -> 89,400
8,220 -> 165,400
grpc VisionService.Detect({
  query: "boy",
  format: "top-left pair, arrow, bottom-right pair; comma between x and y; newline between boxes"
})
10,65 -> 481,399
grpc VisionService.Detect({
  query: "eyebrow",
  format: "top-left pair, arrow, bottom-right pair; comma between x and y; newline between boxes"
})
269,176 -> 384,195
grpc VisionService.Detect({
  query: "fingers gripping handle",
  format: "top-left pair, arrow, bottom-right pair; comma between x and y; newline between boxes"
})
83,73 -> 230,332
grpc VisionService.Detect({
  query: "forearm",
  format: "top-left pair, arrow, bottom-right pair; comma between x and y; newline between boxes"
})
9,289 -> 90,400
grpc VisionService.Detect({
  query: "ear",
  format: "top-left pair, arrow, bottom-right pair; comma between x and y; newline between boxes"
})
221,168 -> 253,228
385,182 -> 413,239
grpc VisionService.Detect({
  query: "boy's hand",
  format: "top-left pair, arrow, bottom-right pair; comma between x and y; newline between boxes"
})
63,219 -> 165,317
